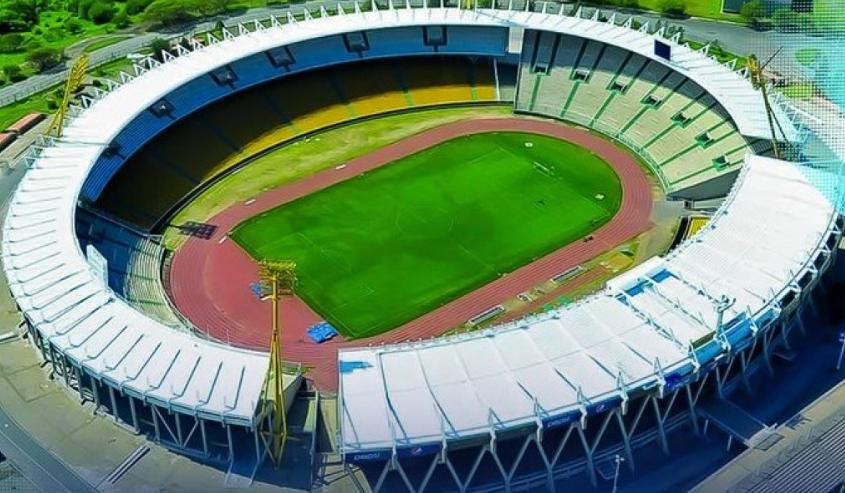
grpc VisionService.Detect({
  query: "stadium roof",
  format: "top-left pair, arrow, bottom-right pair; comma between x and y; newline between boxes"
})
0,5 -> 809,428
338,155 -> 838,454
82,5 -> 797,145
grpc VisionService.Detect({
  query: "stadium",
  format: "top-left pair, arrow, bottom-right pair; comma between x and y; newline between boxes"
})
1,2 -> 843,492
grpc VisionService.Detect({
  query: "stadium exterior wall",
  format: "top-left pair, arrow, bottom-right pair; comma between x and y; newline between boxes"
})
0,3 -> 832,485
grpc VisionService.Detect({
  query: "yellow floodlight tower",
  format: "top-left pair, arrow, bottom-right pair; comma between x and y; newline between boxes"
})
257,259 -> 297,468
747,53 -> 786,160
46,54 -> 89,139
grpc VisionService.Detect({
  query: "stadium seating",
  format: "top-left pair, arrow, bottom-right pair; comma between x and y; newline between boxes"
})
514,31 -> 750,194
76,209 -> 183,328
267,70 -> 352,135
203,90 -> 296,169
333,61 -> 409,117
96,56 -> 500,230
400,58 -> 476,106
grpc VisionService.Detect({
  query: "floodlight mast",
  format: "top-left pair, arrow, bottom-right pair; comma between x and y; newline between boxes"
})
747,52 -> 786,160
46,54 -> 89,138
257,260 -> 297,468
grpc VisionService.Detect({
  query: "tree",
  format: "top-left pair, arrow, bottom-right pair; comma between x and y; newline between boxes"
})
0,32 -> 22,53
212,0 -> 234,13
87,1 -> 115,24
148,37 -> 170,61
739,0 -> 764,27
6,0 -> 48,27
657,0 -> 685,16
771,8 -> 798,31
25,46 -> 61,72
200,0 -> 232,15
0,9 -> 29,33
2,63 -> 21,81
125,0 -> 154,15
143,0 -> 196,25
112,9 -> 129,27
814,0 -> 845,32
64,17 -> 84,34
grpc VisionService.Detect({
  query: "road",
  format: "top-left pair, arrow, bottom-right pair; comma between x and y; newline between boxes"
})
0,124 -> 96,493
0,0 -> 791,108
0,404 -> 96,493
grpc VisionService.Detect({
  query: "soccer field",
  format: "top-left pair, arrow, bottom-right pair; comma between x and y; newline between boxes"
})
231,131 -> 622,338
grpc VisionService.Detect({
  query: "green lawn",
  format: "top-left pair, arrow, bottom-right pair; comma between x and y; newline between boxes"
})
231,131 -> 621,338
780,83 -> 816,100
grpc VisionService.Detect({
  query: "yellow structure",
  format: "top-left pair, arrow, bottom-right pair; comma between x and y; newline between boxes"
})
747,54 -> 785,160
256,260 -> 297,467
46,54 -> 89,138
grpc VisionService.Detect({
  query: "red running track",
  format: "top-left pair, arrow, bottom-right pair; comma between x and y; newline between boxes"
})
169,118 -> 654,390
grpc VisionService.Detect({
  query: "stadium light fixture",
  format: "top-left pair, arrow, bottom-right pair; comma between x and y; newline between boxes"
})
46,55 -> 89,139
747,51 -> 787,160
257,260 -> 297,468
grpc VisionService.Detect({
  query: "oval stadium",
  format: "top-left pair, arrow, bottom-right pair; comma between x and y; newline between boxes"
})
1,3 -> 844,493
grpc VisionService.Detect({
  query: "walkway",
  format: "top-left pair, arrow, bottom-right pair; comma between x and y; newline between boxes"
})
690,377 -> 845,493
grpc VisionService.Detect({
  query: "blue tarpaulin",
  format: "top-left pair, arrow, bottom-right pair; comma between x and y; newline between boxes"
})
249,281 -> 263,299
307,322 -> 338,343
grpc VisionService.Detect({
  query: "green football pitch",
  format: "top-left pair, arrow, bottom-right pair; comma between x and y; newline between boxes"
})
231,131 -> 622,338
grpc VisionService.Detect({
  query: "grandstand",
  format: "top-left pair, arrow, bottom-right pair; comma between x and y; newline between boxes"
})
96,56 -> 511,230
2,4 -> 835,492
75,208 -> 183,328
339,156 -> 840,491
514,31 -> 767,196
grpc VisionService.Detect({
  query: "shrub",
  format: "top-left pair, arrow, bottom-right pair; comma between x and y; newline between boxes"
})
88,1 -> 116,24
148,37 -> 170,60
25,46 -> 62,72
63,17 -> 84,33
143,0 -> 195,25
43,28 -> 63,42
0,33 -> 23,53
125,0 -> 154,14
658,0 -> 685,15
2,63 -> 22,81
6,0 -> 48,27
112,9 -> 129,27
46,98 -> 58,110
739,0 -> 764,25
21,36 -> 41,49
0,10 -> 30,33
771,8 -> 797,29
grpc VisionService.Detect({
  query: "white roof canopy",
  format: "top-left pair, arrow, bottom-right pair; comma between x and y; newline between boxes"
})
1,5 -> 812,428
339,156 -> 837,453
